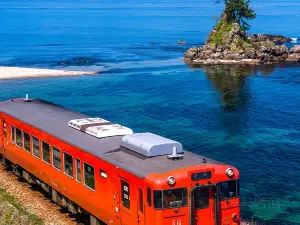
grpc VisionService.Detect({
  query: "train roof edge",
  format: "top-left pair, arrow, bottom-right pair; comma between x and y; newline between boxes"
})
0,98 -> 226,178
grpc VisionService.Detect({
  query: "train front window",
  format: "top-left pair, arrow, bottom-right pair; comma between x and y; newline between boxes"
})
154,188 -> 187,209
217,179 -> 240,200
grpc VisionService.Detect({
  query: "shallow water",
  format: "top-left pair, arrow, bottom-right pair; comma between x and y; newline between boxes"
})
0,0 -> 300,224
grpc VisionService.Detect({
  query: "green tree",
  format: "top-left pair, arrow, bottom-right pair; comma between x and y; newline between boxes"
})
216,0 -> 256,30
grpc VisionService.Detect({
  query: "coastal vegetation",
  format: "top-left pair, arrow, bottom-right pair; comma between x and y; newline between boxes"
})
215,0 -> 256,31
0,187 -> 42,225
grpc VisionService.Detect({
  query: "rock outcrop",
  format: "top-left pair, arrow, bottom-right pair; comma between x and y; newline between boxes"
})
286,45 -> 300,62
184,20 -> 299,65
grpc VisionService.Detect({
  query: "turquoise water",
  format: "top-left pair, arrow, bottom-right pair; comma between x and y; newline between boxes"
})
0,0 -> 300,224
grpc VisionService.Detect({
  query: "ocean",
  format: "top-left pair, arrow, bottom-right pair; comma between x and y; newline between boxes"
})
0,0 -> 300,224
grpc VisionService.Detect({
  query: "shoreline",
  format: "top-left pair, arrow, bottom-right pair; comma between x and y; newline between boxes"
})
0,66 -> 98,80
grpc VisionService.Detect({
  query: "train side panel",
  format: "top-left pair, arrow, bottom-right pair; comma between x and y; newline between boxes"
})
2,113 -> 146,225
0,113 -> 4,155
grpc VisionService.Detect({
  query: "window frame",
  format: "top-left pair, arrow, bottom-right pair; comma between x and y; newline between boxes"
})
52,146 -> 61,171
216,179 -> 240,200
194,188 -> 210,209
147,187 -> 152,207
3,120 -> 7,138
32,136 -> 41,159
83,162 -> 95,191
63,152 -> 74,179
75,158 -> 81,183
42,141 -> 51,165
121,180 -> 130,209
138,188 -> 144,214
11,126 -> 15,143
23,132 -> 31,153
15,127 -> 23,148
154,187 -> 188,210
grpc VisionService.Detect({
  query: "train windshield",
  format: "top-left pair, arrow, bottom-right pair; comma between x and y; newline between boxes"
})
154,188 -> 187,209
217,179 -> 240,199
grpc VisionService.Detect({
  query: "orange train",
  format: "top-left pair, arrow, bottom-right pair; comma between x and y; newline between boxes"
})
0,97 -> 240,225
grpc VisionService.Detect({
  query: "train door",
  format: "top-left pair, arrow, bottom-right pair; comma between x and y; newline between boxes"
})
192,187 -> 215,225
137,188 -> 145,225
119,178 -> 132,225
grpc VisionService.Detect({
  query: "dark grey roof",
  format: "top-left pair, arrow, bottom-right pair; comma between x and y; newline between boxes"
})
0,99 -> 222,178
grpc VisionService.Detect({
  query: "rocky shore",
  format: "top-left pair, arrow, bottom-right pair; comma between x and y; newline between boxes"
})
184,21 -> 300,65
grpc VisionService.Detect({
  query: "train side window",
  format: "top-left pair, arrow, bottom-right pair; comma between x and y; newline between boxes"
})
32,136 -> 40,158
76,159 -> 81,183
42,142 -> 50,164
3,120 -> 7,138
23,132 -> 31,152
64,153 -> 73,178
84,163 -> 95,190
15,128 -> 23,148
52,147 -> 61,170
121,181 -> 130,209
139,188 -> 144,213
147,187 -> 152,207
11,126 -> 15,143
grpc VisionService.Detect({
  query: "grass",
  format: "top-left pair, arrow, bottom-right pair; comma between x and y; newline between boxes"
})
209,19 -> 234,45
0,187 -> 43,225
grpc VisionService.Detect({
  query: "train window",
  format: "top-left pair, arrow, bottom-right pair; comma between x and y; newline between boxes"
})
16,128 -> 23,148
11,126 -> 15,143
32,136 -> 40,158
64,153 -> 74,178
154,190 -> 163,209
52,147 -> 61,170
84,163 -> 95,190
42,142 -> 50,164
154,188 -> 188,209
217,179 -> 240,200
194,188 -> 209,209
23,132 -> 31,152
139,188 -> 144,213
121,181 -> 130,209
3,120 -> 7,138
76,159 -> 81,182
147,187 -> 152,207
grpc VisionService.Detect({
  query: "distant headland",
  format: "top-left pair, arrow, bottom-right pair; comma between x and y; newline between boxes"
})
184,0 -> 300,65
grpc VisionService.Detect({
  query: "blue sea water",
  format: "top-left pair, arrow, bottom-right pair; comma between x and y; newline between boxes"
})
0,0 -> 300,224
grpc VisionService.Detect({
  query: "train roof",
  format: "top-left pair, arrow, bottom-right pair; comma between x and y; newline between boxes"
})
0,99 -> 222,178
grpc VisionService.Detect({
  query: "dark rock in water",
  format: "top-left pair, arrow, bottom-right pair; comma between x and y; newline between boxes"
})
177,40 -> 187,44
286,45 -> 300,62
59,57 -> 98,66
248,34 -> 292,44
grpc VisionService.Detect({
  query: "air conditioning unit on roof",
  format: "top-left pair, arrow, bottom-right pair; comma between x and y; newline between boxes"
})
68,117 -> 133,138
86,124 -> 133,138
68,118 -> 109,131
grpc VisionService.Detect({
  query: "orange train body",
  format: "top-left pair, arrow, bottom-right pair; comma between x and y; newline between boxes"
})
0,98 -> 240,225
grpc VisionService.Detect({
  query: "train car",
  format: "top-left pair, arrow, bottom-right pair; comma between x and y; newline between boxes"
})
0,97 -> 240,225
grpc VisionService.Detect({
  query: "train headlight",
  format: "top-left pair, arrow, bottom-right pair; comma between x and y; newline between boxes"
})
226,168 -> 234,177
167,176 -> 176,186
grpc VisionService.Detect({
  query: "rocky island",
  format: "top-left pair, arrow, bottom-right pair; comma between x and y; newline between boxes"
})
184,0 -> 300,65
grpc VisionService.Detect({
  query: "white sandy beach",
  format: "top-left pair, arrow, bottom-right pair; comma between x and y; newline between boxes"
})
0,66 -> 98,80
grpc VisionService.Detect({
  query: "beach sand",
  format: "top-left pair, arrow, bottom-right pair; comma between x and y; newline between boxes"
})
0,66 -> 98,80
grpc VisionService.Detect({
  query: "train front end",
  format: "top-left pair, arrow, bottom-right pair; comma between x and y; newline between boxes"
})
145,164 -> 240,225
121,132 -> 240,225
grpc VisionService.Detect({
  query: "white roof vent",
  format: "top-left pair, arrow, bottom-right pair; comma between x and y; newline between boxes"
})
86,124 -> 133,138
121,133 -> 183,157
68,118 -> 109,131
68,117 -> 133,138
